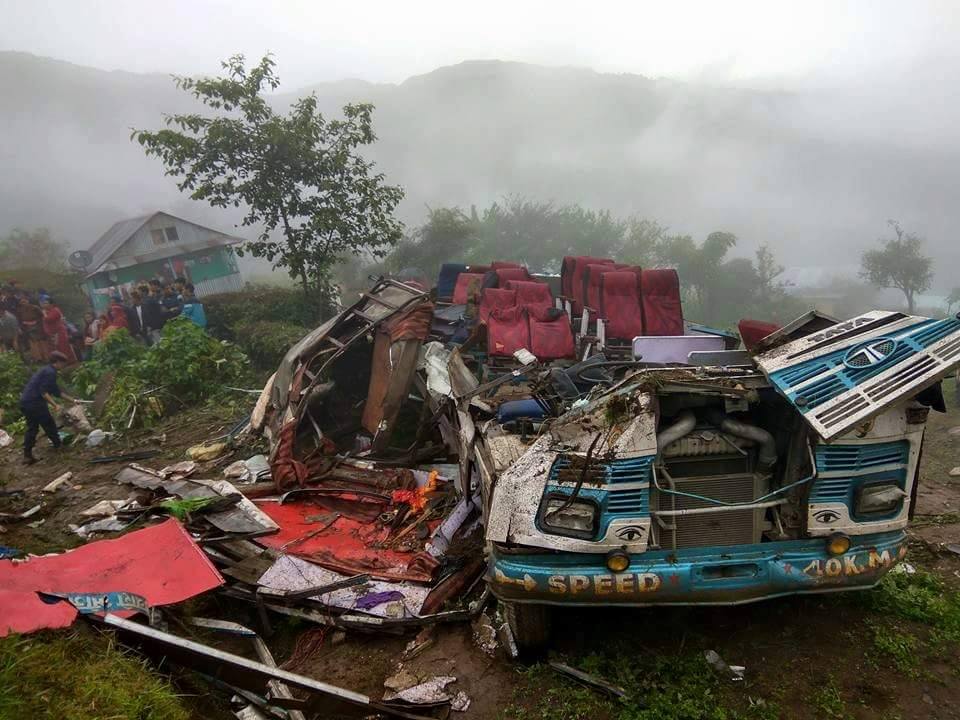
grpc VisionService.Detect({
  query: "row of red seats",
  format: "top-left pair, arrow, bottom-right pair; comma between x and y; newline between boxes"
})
561,256 -> 684,338
487,305 -> 576,359
451,262 -> 532,305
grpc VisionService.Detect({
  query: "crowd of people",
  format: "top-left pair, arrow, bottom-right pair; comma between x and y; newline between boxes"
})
0,277 -> 208,364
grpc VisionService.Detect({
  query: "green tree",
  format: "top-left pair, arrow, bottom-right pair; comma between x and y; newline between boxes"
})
0,228 -> 68,271
859,220 -> 933,313
657,231 -> 738,322
388,207 -> 477,279
133,54 -> 404,318
621,217 -> 667,267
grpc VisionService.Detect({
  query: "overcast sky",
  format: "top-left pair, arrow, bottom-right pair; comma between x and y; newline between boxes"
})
1,0 -> 957,88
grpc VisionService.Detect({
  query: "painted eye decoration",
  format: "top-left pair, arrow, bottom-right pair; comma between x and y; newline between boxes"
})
814,509 -> 841,524
615,526 -> 646,542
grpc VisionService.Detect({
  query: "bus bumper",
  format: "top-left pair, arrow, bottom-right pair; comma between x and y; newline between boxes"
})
488,532 -> 908,606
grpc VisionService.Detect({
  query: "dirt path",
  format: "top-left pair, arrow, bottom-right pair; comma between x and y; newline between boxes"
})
2,389 -> 960,720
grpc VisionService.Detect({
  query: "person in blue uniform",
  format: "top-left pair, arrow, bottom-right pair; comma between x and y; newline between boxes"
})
20,350 -> 75,464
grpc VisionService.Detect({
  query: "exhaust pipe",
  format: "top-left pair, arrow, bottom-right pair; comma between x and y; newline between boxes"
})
705,408 -> 777,468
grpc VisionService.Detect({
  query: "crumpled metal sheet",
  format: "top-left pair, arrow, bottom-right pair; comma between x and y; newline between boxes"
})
0,519 -> 223,636
383,674 -> 456,704
257,554 -> 429,618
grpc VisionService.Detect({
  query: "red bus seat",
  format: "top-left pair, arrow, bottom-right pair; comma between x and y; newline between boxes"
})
529,306 -> 576,360
479,287 -> 518,324
452,272 -> 485,305
583,263 -> 615,313
504,280 -> 553,314
600,271 -> 644,340
640,269 -> 684,336
494,266 -> 530,285
491,261 -> 523,269
487,306 -> 530,357
561,256 -> 614,316
738,319 -> 781,350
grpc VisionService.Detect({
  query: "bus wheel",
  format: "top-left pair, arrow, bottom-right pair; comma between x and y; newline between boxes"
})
503,601 -> 551,656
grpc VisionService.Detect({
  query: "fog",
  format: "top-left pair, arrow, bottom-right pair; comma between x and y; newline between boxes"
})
1,0 -> 959,291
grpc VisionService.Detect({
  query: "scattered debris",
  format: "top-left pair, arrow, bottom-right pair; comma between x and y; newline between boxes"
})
945,544 -> 960,556
451,691 -> 471,712
160,460 -> 198,479
42,471 -> 74,493
383,670 -> 457,705
80,499 -> 132,517
704,650 -> 745,681
0,429 -> 12,448
472,611 -> 498,656
85,428 -> 114,447
0,504 -> 42,523
891,562 -> 917,575
950,467 -> 960,477
402,626 -> 436,660
89,450 -> 159,464
188,441 -> 228,462
103,613 -> 432,719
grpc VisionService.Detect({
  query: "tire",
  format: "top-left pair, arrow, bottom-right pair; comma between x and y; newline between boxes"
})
503,601 -> 552,656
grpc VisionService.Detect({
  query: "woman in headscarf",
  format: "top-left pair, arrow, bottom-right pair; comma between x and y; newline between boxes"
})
102,293 -> 129,338
17,296 -> 47,362
39,295 -> 77,364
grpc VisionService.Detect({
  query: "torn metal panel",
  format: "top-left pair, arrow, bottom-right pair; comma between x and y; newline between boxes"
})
0,519 -> 223,637
757,312 -> 960,440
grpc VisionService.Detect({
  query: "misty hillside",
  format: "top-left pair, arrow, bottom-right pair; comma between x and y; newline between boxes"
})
1,51 -> 958,286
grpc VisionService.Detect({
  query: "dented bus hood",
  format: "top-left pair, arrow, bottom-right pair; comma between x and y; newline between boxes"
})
756,310 -> 960,440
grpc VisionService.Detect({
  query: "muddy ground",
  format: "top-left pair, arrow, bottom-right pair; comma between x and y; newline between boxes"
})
2,385 -> 960,720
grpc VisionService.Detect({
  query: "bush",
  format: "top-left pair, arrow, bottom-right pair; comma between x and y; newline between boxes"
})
66,318 -> 251,429
139,317 -> 251,403
232,319 -> 307,369
204,284 -> 318,339
0,353 -> 31,424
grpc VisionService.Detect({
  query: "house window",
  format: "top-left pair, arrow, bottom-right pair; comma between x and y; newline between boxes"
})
150,226 -> 180,246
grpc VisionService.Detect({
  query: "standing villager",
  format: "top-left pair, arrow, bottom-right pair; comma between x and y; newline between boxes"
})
142,281 -> 164,344
20,350 -> 75,464
81,311 -> 102,360
160,284 -> 182,325
0,308 -> 18,353
17,296 -> 47,362
39,295 -> 77,364
179,284 -> 207,329
103,294 -> 129,337
126,289 -> 147,341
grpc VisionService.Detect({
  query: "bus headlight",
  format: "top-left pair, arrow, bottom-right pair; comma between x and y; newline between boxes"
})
855,483 -> 906,516
539,495 -> 599,539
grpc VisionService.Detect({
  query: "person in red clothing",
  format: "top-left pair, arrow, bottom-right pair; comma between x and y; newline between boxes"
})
39,295 -> 77,364
103,293 -> 129,338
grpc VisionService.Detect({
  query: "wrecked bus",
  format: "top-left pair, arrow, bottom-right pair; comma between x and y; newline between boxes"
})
256,259 -> 960,653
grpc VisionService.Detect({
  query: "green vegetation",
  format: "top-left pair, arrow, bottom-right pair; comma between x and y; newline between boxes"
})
854,568 -> 960,642
867,621 -> 920,676
67,319 -> 250,429
204,284 -> 315,369
810,676 -> 849,720
134,54 -> 404,318
0,352 -> 30,424
0,630 -> 190,720
502,652 -> 779,720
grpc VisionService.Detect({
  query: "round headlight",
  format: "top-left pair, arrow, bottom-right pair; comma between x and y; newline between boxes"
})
606,548 -> 631,573
826,533 -> 851,556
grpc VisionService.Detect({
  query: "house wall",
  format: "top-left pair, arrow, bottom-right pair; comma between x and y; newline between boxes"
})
83,246 -> 243,313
